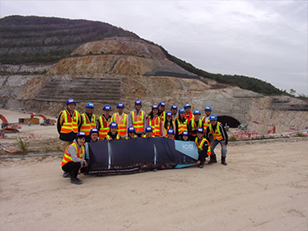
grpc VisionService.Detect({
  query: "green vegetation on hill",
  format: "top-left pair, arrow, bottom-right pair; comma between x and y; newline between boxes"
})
162,50 -> 286,95
0,15 -> 139,64
0,15 -> 288,96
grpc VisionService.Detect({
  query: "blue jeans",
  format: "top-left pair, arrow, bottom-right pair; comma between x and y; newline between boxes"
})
211,139 -> 227,158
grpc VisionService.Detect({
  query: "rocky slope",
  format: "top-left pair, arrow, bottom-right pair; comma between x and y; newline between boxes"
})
1,37 -> 307,134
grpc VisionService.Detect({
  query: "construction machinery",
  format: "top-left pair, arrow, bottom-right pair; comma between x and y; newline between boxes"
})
30,113 -> 56,126
0,114 -> 21,133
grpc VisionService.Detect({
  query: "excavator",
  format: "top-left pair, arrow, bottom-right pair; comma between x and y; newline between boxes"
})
30,113 -> 56,126
0,114 -> 21,133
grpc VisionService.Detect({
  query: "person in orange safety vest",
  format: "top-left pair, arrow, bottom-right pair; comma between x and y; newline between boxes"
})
79,102 -> 96,142
147,104 -> 163,137
175,108 -> 188,140
205,114 -> 228,166
111,102 -> 128,139
61,131 -> 87,185
128,100 -> 147,137
184,103 -> 194,122
57,98 -> 81,150
202,106 -> 212,131
96,104 -> 112,140
187,109 -> 204,141
195,128 -> 210,168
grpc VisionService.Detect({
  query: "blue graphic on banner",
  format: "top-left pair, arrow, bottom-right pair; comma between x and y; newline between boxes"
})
174,140 -> 199,160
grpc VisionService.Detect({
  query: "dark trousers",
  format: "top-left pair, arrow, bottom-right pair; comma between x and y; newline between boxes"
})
62,162 -> 81,178
198,150 -> 207,164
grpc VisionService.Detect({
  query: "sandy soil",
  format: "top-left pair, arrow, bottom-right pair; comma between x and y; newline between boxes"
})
0,139 -> 307,231
0,109 -> 308,231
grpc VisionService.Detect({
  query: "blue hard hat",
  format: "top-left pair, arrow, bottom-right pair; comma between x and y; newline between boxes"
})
210,114 -> 217,121
197,128 -> 204,133
103,104 -> 111,111
127,126 -> 135,132
86,102 -> 94,109
66,98 -> 76,105
171,104 -> 178,110
193,110 -> 201,115
179,108 -> 185,113
110,122 -> 118,128
167,128 -> 174,135
159,101 -> 166,107
146,126 -> 153,132
182,130 -> 189,136
152,104 -> 159,109
166,111 -> 172,117
76,131 -> 86,138
117,102 -> 125,108
90,128 -> 98,134
184,103 -> 191,109
135,100 -> 142,105
204,106 -> 212,111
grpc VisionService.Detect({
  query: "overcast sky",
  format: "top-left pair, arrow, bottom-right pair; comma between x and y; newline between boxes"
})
1,0 -> 307,95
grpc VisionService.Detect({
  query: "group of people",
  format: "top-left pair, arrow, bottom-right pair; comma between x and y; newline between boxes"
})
58,98 -> 228,185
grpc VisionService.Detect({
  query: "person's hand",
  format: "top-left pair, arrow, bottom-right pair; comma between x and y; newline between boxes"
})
106,137 -> 112,141
83,160 -> 87,167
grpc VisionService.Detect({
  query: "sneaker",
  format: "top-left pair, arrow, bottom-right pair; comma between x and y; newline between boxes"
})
70,177 -> 83,185
63,172 -> 70,178
199,164 -> 204,168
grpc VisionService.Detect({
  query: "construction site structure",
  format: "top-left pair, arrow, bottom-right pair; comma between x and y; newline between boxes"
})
0,114 -> 21,133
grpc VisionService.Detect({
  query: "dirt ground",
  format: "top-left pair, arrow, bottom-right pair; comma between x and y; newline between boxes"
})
0,109 -> 308,231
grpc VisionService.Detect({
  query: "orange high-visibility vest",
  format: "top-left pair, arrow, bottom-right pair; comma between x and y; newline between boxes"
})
60,110 -> 80,133
61,142 -> 85,166
209,122 -> 223,140
184,111 -> 194,123
98,116 -> 111,139
190,119 -> 203,136
176,118 -> 187,135
112,113 -> 127,137
80,113 -> 96,135
202,116 -> 210,130
195,137 -> 211,156
149,116 -> 161,136
131,110 -> 145,133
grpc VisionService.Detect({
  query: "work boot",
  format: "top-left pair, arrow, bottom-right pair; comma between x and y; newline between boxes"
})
68,173 -> 83,185
70,176 -> 83,185
221,157 -> 227,166
63,172 -> 69,178
208,155 -> 217,164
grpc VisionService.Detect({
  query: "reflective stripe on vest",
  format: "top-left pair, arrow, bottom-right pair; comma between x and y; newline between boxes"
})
106,134 -> 121,140
209,122 -> 223,140
160,111 -> 166,124
164,120 -> 175,137
112,113 -> 127,136
202,116 -> 210,130
149,116 -> 161,136
60,110 -> 79,133
80,113 -> 96,135
131,111 -> 145,133
189,119 -> 203,136
176,118 -> 187,135
61,142 -> 85,166
195,137 -> 211,156
98,116 -> 111,139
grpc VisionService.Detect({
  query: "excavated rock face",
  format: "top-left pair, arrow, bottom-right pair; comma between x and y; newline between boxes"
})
2,37 -> 308,133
